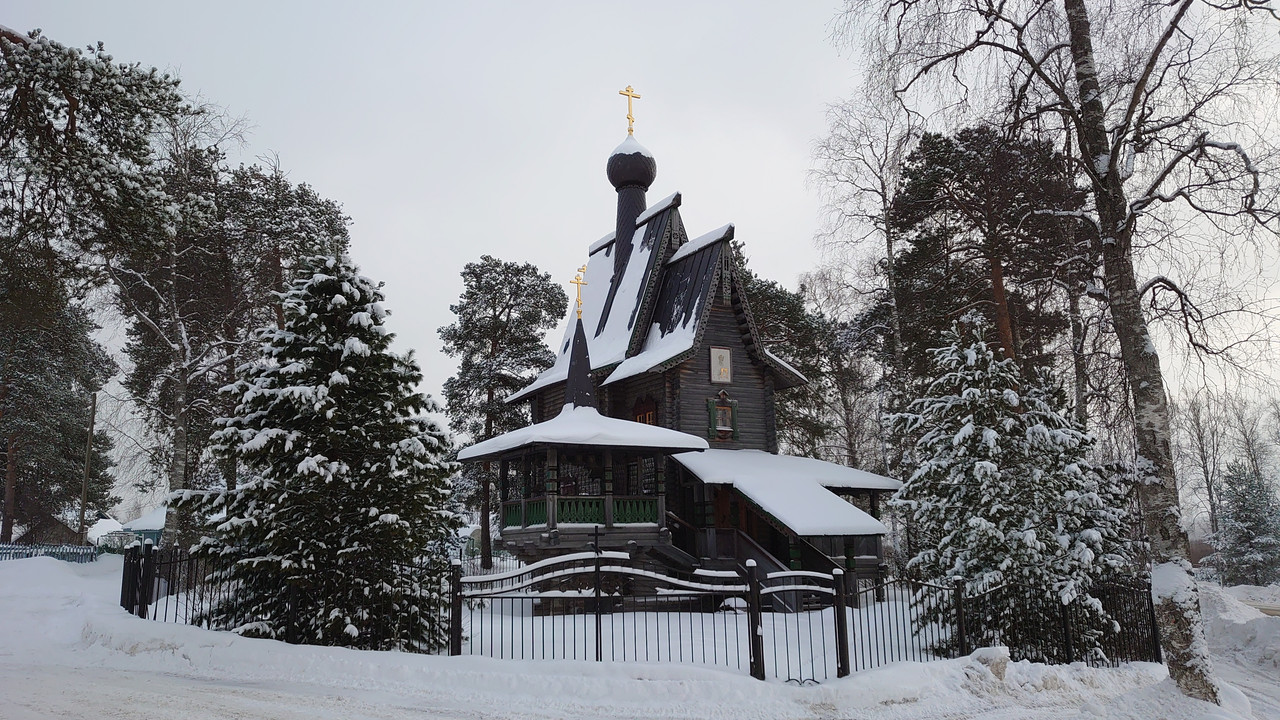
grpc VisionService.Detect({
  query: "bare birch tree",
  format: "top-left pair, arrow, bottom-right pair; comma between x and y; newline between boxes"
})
812,90 -> 920,377
840,0 -> 1280,702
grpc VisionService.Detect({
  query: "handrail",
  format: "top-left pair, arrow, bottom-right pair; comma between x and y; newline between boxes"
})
665,511 -> 697,531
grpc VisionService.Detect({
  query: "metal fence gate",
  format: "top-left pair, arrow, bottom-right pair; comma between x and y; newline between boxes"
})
122,544 -> 1162,683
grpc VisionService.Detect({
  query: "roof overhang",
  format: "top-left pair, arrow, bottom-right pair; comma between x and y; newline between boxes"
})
459,405 -> 708,463
671,449 -> 898,536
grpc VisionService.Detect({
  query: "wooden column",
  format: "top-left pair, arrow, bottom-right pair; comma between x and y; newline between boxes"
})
545,448 -> 558,530
603,451 -> 614,528
655,457 -> 667,527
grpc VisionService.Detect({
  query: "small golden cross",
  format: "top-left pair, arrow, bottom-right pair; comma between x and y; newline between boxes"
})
570,265 -> 588,319
618,85 -> 641,135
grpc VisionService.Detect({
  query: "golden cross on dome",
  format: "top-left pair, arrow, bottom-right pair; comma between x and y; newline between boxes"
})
570,265 -> 588,319
618,85 -> 641,135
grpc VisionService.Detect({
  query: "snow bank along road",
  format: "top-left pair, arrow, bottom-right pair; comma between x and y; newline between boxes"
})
1,556 -> 1276,720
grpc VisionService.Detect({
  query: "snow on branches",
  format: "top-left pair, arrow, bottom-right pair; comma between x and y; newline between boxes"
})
177,255 -> 458,651
890,313 -> 1136,652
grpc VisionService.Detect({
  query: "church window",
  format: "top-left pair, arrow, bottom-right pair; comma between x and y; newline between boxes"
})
706,390 -> 738,441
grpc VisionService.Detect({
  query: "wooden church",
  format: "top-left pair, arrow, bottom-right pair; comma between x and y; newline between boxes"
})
459,100 -> 899,579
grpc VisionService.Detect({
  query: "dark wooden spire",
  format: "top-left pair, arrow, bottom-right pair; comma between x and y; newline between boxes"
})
565,317 -> 596,408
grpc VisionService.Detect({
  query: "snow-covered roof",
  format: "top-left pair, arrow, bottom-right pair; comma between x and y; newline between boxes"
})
603,320 -> 698,386
123,507 -> 167,532
459,404 -> 708,461
588,231 -> 616,255
602,227 -> 724,386
763,349 -> 808,384
635,191 -> 681,226
508,209 -> 671,403
86,518 -> 123,543
667,223 -> 732,265
671,450 -> 896,536
683,449 -> 901,491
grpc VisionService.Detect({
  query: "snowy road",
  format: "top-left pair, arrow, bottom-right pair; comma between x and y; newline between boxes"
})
1,556 -> 1276,720
2,664 -> 497,720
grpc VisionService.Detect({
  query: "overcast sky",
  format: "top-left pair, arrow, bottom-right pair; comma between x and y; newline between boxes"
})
7,1 -> 860,405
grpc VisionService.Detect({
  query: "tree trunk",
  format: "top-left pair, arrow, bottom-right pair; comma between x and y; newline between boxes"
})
988,255 -> 1017,361
163,370 -> 190,549
1063,0 -> 1219,702
221,363 -> 238,493
1068,282 -> 1089,429
1189,403 -> 1220,537
2,435 -> 16,543
480,389 -> 494,570
273,244 -> 286,329
883,212 -> 906,375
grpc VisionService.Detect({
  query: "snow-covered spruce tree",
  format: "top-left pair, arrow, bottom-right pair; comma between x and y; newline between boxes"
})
179,255 -> 458,651
1211,461 -> 1280,587
890,313 -> 1134,658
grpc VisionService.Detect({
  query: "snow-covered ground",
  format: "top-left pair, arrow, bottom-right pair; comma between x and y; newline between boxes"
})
1,556 -> 1276,720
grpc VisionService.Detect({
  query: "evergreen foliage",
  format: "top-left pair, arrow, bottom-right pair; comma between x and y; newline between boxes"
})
439,256 -> 567,441
0,298 -> 117,540
1211,461 -> 1280,586
439,255 -> 566,566
105,144 -> 351,503
891,313 -> 1134,655
869,127 -> 1086,380
180,255 -> 457,651
1,28 -> 179,540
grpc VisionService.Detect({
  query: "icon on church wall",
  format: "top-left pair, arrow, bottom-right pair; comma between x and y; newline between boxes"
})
710,346 -> 732,384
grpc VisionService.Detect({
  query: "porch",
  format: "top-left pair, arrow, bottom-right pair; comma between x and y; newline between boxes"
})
500,494 -> 665,529
495,446 -> 674,559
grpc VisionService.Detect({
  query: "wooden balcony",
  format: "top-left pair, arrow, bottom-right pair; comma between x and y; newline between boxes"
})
499,494 -> 668,560
500,495 -> 664,529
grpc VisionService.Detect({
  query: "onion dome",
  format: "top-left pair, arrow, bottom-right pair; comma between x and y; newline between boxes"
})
607,135 -> 657,191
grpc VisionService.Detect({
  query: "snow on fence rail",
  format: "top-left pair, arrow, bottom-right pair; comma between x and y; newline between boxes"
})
120,545 -> 1162,684
0,543 -> 99,563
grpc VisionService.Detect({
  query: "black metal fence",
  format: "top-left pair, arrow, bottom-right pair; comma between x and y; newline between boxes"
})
121,545 -> 1162,683
120,544 -> 450,650
450,551 -> 754,672
843,577 -> 1162,673
1,543 -> 100,563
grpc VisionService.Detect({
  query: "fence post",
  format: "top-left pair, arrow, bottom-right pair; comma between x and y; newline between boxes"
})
954,580 -> 970,657
745,559 -> 766,681
120,545 -> 137,612
136,541 -> 156,619
1145,585 -> 1163,663
1060,600 -> 1074,664
449,559 -> 463,656
593,531 -> 604,662
833,568 -> 851,678
875,563 -> 888,603
287,582 -> 300,645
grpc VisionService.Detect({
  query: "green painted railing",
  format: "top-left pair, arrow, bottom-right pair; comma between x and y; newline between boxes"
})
557,497 -> 605,524
500,498 -> 548,528
525,499 -> 548,526
501,496 -> 660,528
613,497 -> 659,523
501,502 -> 523,528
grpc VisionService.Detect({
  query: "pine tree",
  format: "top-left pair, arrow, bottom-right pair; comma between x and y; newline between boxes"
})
438,255 -> 567,567
1211,461 -> 1280,587
890,313 -> 1133,656
879,126 -> 1088,381
1,262 -> 117,541
180,255 -> 457,651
